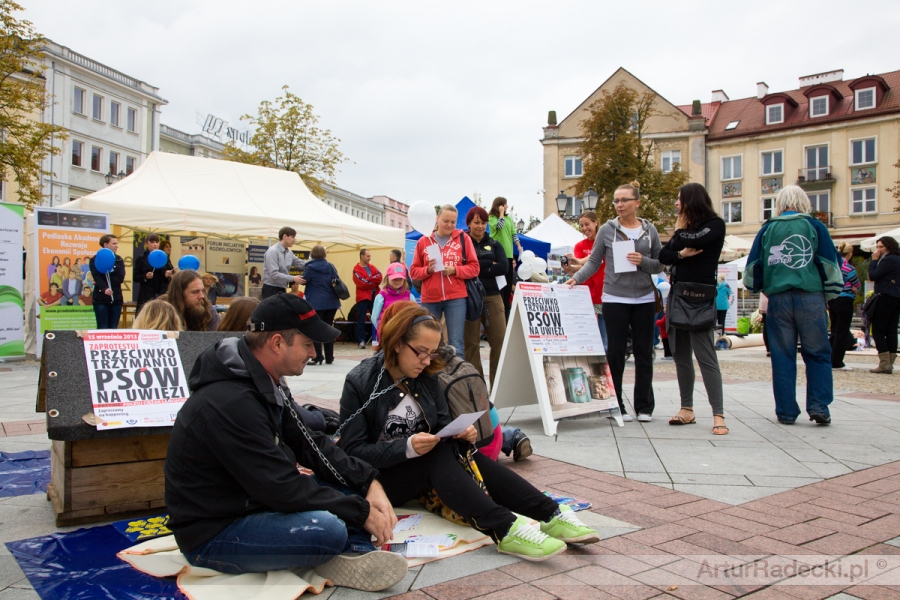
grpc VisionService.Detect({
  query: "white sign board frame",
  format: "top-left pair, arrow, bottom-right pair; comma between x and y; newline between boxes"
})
490,283 -> 622,436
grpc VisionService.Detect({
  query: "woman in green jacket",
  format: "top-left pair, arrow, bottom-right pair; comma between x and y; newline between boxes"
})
488,197 -> 523,318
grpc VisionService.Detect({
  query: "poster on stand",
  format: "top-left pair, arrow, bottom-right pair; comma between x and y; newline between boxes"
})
491,283 -> 618,436
716,264 -> 739,332
83,330 -> 188,430
206,239 -> 246,299
179,237 -> 206,272
247,244 -> 267,300
34,207 -> 109,357
0,203 -> 24,359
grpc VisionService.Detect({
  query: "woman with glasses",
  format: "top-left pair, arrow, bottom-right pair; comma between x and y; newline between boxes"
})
566,182 -> 663,422
338,303 -> 599,561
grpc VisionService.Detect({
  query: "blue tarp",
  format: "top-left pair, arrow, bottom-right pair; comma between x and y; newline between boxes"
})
0,450 -> 51,498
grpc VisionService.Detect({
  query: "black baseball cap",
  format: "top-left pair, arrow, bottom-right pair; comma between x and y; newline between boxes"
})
249,294 -> 340,343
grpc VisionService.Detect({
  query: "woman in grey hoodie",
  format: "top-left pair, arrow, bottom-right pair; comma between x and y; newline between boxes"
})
566,183 -> 663,421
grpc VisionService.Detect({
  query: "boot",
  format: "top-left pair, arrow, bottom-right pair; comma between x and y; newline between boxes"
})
891,353 -> 897,368
870,352 -> 893,374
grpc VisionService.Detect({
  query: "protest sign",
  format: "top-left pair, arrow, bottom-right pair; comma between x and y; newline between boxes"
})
520,283 -> 604,354
83,330 -> 188,430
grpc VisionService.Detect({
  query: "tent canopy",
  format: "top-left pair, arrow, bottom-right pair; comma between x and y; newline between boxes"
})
720,235 -> 754,262
524,214 -> 583,255
62,152 -> 405,249
860,227 -> 900,251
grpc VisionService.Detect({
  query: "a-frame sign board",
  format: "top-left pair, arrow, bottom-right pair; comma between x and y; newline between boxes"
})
490,283 -> 622,436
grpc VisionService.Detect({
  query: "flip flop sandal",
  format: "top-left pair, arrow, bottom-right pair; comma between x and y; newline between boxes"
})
712,425 -> 729,435
668,411 -> 696,425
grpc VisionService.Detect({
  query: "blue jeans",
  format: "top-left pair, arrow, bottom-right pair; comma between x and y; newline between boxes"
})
356,299 -> 372,344
422,297 -> 467,359
596,312 -> 609,352
767,290 -> 833,422
92,303 -> 122,329
501,426 -> 520,456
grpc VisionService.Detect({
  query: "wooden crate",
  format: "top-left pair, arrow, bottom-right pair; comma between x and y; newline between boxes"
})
48,434 -> 170,526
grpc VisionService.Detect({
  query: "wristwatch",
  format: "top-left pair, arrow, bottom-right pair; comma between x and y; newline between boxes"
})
677,250 -> 684,260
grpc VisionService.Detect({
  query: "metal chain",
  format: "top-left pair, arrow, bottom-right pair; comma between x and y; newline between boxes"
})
330,366 -> 400,442
280,386 -> 349,487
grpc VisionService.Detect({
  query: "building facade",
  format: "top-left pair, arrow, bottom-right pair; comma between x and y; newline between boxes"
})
370,195 -> 410,232
159,124 -> 224,159
39,40 -> 167,206
320,183 -> 385,225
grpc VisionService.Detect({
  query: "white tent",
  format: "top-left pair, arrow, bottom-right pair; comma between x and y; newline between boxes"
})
525,213 -> 584,255
63,152 -> 405,248
860,227 -> 900,251
720,235 -> 754,262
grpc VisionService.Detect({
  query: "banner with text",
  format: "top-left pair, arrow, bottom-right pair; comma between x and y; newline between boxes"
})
0,203 -> 24,358
519,283 -> 604,354
83,330 -> 188,430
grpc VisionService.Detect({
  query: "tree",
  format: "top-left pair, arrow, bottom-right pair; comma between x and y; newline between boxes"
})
221,85 -> 347,197
888,159 -> 900,212
574,82 -> 689,228
0,1 -> 66,209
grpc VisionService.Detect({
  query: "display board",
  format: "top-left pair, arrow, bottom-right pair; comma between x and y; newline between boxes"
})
716,264 -> 739,332
0,203 -> 25,359
491,283 -> 620,436
246,244 -> 267,300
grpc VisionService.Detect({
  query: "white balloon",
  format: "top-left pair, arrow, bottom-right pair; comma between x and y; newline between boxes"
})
517,264 -> 533,280
408,201 -> 437,237
520,250 -> 535,265
532,257 -> 547,273
657,281 -> 671,296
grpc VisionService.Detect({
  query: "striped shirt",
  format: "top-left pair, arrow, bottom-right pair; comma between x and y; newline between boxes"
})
838,258 -> 860,299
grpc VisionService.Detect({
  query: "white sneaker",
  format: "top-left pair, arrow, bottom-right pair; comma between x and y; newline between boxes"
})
637,414 -> 653,422
621,414 -> 633,422
315,551 -> 408,591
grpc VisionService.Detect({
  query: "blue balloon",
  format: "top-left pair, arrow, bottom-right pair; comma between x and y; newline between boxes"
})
148,249 -> 168,269
178,255 -> 201,271
94,248 -> 116,274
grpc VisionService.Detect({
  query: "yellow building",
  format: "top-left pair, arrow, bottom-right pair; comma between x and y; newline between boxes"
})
541,67 -> 711,218
706,69 -> 900,244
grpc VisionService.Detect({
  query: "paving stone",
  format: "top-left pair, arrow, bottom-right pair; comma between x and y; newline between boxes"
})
411,546 -> 521,590
808,498 -> 892,520
776,585 -> 851,600
475,582 -> 558,600
801,532 -> 877,555
790,504 -> 871,526
567,565 -> 642,587
531,573 -> 620,600
678,532 -> 765,558
669,500 -> 734,517
721,506 -> 807,529
854,515 -> 900,542
602,584 -> 666,600
623,524 -> 699,547
764,523 -> 838,546
673,485 -> 793,506
842,585 -> 898,600
497,555 -> 591,583
699,511 -> 777,536
675,518 -> 759,543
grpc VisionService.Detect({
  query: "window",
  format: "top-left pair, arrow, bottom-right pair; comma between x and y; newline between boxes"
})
722,201 -> 742,224
804,145 -> 829,181
109,151 -> 119,174
73,87 -> 86,114
127,107 -> 137,132
810,96 -> 828,117
110,101 -> 120,127
725,120 -> 740,130
564,156 -> 582,177
660,150 -> 681,173
761,197 -> 774,221
766,104 -> 783,125
761,150 -> 783,175
851,187 -> 876,214
71,140 -> 84,167
851,138 -> 876,165
855,88 -> 875,110
92,93 -> 103,121
125,156 -> 135,175
90,146 -> 102,172
721,155 -> 742,180
808,191 -> 830,214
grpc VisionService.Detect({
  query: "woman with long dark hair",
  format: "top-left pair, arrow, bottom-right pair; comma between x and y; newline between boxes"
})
658,183 -> 727,434
868,236 -> 900,374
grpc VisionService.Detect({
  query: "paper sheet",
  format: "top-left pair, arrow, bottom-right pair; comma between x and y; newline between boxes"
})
425,244 -> 445,272
435,411 -> 485,438
495,275 -> 507,291
393,514 -> 423,534
612,240 -> 637,273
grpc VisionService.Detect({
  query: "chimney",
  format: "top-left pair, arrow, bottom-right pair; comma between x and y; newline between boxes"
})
711,90 -> 729,103
691,100 -> 702,116
547,111 -> 557,126
757,82 -> 769,99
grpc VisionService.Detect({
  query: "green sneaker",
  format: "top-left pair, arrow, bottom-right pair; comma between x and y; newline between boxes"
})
498,516 -> 567,561
541,504 -> 600,544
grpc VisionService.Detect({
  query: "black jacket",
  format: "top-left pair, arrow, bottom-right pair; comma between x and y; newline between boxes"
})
469,234 -> 508,296
338,354 -> 452,470
134,250 -> 174,304
88,254 -> 125,304
659,216 -> 726,286
869,254 -> 900,298
164,337 -> 377,553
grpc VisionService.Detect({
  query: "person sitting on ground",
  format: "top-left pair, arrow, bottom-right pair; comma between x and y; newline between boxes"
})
39,282 -> 62,306
217,296 -> 259,332
165,270 -> 221,331
132,298 -> 183,331
337,303 -> 600,562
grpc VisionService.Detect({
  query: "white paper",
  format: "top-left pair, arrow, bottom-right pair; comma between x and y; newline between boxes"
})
612,240 -> 637,273
406,535 -> 457,548
496,275 -> 507,291
425,244 -> 445,272
405,543 -> 440,557
435,411 -> 486,438
392,514 -> 423,534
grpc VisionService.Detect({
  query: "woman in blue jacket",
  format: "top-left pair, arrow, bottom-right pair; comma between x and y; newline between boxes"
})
715,275 -> 732,336
303,245 -> 343,365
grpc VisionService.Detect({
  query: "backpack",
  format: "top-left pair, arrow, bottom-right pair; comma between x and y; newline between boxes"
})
436,348 -> 495,448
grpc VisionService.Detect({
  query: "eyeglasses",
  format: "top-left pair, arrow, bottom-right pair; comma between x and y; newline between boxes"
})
405,342 -> 439,362
612,198 -> 636,205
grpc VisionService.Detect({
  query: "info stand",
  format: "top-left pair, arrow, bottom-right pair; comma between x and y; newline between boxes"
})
491,283 -> 622,436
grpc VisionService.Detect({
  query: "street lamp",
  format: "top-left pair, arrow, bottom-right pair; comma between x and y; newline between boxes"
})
117,171 -> 126,181
555,190 -> 569,216
104,171 -> 115,186
516,219 -> 525,234
582,187 -> 598,211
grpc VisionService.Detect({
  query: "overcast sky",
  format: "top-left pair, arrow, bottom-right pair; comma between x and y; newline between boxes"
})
24,0 -> 900,221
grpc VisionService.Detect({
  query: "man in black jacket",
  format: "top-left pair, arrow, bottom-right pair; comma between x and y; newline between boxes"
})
134,233 -> 173,313
164,294 -> 406,591
88,234 -> 126,329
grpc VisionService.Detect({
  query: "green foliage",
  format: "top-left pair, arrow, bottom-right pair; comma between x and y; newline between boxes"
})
221,85 -> 347,197
575,82 -> 689,228
0,0 -> 67,209
887,159 -> 900,212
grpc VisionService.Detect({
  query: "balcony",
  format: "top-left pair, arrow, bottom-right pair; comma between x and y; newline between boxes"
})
797,166 -> 835,191
812,211 -> 833,228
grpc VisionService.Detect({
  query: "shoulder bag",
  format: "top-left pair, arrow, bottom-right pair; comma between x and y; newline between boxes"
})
330,265 -> 351,300
863,293 -> 880,320
668,280 -> 717,331
460,233 -> 486,321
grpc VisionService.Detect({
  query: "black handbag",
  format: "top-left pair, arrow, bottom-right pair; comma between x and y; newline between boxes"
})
460,233 -> 486,321
668,281 -> 717,331
863,293 -> 880,319
330,265 -> 351,300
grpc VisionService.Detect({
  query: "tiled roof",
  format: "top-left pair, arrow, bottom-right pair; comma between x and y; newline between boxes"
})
707,69 -> 900,141
675,101 -> 720,126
